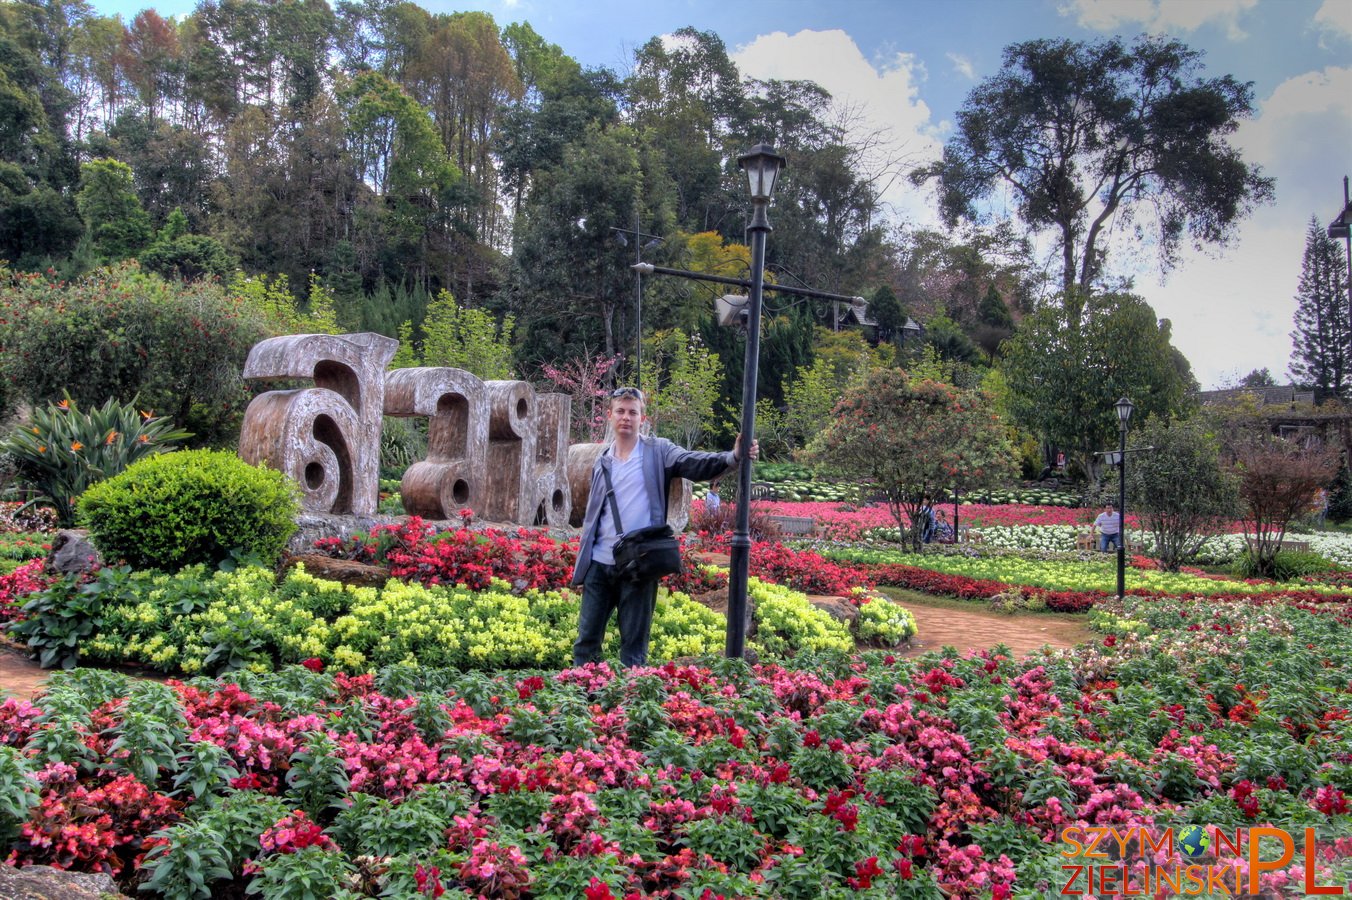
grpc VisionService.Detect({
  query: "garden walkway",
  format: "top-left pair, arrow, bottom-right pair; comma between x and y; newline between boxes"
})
895,599 -> 1092,659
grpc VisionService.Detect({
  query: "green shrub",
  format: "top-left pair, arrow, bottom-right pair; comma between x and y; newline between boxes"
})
0,263 -> 268,443
1232,548 -> 1335,582
78,449 -> 298,571
0,395 -> 191,525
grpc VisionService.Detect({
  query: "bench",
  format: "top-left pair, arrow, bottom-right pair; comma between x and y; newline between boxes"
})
1077,530 -> 1137,553
766,515 -> 815,536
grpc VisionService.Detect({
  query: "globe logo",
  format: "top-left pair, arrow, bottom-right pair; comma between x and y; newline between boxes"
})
1177,825 -> 1211,859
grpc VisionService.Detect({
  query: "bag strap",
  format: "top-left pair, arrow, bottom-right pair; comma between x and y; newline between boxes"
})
600,460 -> 625,537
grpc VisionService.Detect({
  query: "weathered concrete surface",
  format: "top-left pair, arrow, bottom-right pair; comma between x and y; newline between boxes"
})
239,333 -> 397,516
384,367 -> 488,520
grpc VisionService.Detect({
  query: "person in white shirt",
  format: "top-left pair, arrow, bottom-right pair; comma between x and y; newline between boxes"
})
570,388 -> 756,667
1094,502 -> 1122,552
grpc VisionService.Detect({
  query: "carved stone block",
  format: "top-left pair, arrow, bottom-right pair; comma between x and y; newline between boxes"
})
239,333 -> 397,516
530,392 -> 573,527
383,367 -> 488,519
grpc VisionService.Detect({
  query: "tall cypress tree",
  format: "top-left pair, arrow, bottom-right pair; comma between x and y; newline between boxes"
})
1290,216 -> 1351,402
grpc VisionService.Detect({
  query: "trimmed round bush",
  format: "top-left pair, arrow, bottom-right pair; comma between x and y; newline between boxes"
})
78,449 -> 299,571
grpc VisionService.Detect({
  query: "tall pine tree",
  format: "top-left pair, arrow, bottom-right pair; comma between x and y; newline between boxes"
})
1290,216 -> 1351,402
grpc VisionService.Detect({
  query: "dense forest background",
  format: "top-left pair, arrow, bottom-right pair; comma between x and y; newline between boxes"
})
7,0 -> 1269,479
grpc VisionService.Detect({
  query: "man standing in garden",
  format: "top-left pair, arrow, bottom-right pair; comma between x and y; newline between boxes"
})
1094,501 -> 1122,553
571,387 -> 755,668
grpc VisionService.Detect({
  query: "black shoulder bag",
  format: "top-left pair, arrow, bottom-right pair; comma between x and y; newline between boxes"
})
602,463 -> 682,582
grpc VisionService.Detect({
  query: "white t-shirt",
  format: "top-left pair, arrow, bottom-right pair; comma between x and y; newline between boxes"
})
1094,511 -> 1121,535
592,443 -> 652,565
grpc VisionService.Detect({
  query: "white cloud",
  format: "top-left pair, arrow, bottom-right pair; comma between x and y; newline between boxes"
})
730,29 -> 946,225
1315,0 -> 1352,41
946,52 -> 976,80
1139,65 -> 1352,389
1060,0 -> 1258,39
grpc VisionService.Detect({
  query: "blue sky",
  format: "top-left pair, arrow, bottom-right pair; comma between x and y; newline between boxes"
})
85,0 -> 1352,389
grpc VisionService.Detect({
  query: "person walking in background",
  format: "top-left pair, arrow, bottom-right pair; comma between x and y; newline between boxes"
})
705,479 -> 721,515
571,387 -> 756,668
1094,501 -> 1122,552
933,509 -> 955,543
919,495 -> 936,544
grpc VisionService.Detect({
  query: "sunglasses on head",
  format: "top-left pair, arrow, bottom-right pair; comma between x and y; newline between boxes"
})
611,387 -> 643,399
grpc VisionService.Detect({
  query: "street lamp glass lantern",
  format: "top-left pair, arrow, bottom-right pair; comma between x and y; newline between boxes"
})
737,144 -> 786,202
1115,396 -> 1134,430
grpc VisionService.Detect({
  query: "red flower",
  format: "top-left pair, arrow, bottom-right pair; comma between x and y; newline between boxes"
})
584,878 -> 615,900
300,658 -> 325,672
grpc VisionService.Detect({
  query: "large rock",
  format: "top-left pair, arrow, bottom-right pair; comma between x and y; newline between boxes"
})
0,864 -> 131,899
46,529 -> 101,576
807,594 -> 860,626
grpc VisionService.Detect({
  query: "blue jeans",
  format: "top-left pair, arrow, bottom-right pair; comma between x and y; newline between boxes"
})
573,562 -> 659,667
1099,532 -> 1121,552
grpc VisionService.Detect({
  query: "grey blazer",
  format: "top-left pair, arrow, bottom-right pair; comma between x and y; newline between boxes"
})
570,434 -> 736,585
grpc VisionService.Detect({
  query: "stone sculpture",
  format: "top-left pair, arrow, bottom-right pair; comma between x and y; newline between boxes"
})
238,333 -> 687,529
239,333 -> 397,516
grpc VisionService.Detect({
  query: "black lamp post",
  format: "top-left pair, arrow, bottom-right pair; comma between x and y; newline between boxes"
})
1114,396 -> 1134,600
726,143 -> 786,659
1328,176 -> 1352,333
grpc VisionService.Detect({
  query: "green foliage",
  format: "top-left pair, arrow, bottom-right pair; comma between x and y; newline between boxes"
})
869,284 -> 906,337
77,449 -> 299,571
76,157 -> 152,260
420,289 -> 515,379
922,313 -> 981,377
1233,549 -> 1335,582
388,320 -> 419,369
1001,291 -> 1195,479
140,233 -> 238,282
29,557 -> 862,677
0,264 -> 267,442
0,747 -> 39,844
285,731 -> 350,819
854,594 -> 918,645
1289,216 -> 1351,402
917,35 -> 1273,294
1125,415 -> 1240,571
782,349 -> 857,450
228,272 -> 338,336
0,395 -> 190,526
1329,462 -> 1352,525
646,328 -> 723,448
245,846 -> 357,900
140,209 -> 238,281
806,368 -> 1016,549
9,566 -> 145,669
750,579 -> 854,658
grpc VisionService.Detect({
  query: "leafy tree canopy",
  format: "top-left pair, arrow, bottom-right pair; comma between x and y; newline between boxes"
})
1001,291 -> 1196,480
806,368 -> 1015,550
1125,414 -> 1239,571
914,36 -> 1274,299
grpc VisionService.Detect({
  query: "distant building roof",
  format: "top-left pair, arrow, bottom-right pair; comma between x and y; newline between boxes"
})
1197,384 -> 1316,406
832,296 -> 876,328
